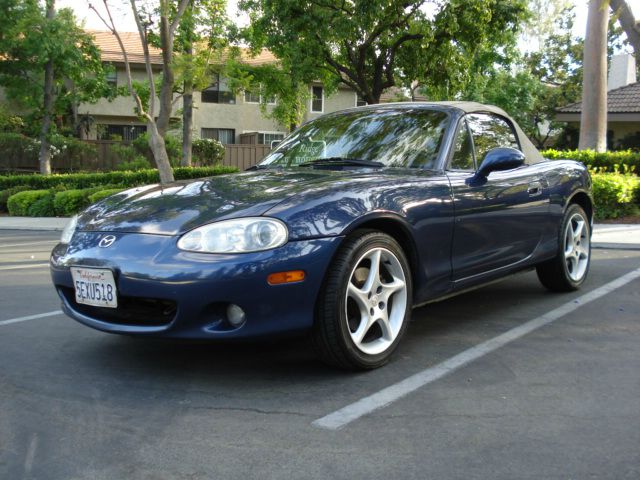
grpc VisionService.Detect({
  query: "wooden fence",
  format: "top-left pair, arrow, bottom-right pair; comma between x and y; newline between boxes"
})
0,140 -> 272,173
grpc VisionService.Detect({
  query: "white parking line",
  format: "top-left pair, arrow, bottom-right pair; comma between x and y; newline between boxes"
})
0,263 -> 50,271
312,266 -> 640,431
0,310 -> 63,327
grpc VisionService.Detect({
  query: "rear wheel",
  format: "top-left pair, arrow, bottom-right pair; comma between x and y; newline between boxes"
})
537,204 -> 591,292
313,231 -> 412,370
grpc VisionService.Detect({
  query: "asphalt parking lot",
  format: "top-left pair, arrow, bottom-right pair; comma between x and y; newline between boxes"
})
1,229 -> 639,480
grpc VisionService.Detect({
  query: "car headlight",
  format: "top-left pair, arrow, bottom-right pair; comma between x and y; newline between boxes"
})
60,215 -> 78,244
177,217 -> 288,253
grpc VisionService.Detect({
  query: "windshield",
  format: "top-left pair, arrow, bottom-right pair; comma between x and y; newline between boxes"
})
259,108 -> 450,169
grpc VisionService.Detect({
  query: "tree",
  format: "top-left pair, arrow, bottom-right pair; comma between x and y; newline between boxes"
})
610,0 -> 640,56
0,0 -> 109,174
91,0 -> 192,184
172,0 -> 229,166
579,0 -> 609,152
239,0 -> 528,105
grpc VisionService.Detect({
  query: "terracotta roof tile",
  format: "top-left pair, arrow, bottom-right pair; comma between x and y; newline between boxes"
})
558,81 -> 640,113
88,30 -> 278,66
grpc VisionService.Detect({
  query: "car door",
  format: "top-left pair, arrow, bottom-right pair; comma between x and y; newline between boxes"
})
447,113 -> 550,282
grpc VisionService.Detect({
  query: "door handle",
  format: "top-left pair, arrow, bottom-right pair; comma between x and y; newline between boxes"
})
528,182 -> 542,197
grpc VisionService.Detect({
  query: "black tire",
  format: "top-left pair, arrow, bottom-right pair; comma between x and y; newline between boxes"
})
536,203 -> 591,292
312,230 -> 413,370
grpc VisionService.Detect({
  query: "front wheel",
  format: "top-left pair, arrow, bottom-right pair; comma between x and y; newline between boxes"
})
537,204 -> 591,292
313,231 -> 413,370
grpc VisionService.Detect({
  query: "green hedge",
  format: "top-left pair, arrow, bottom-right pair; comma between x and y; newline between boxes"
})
591,171 -> 640,219
88,188 -> 125,204
0,165 -> 238,191
7,190 -> 52,216
0,185 -> 31,212
542,149 -> 640,174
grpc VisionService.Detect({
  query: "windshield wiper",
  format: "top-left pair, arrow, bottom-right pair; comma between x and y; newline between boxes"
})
298,157 -> 384,168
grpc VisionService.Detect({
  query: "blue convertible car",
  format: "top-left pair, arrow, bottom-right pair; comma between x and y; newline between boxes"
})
50,102 -> 593,369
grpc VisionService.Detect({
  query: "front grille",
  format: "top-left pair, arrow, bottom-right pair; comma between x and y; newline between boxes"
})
60,287 -> 177,327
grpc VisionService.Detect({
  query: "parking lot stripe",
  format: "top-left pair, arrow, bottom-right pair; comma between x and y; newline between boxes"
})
312,266 -> 640,431
0,263 -> 50,271
0,310 -> 63,327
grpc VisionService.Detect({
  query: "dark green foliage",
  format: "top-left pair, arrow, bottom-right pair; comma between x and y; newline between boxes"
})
53,189 -> 98,216
132,133 -> 182,167
192,138 -> 225,166
27,191 -> 56,217
0,166 -> 238,191
7,189 -> 51,216
88,188 -> 126,204
542,149 -> 640,173
0,185 -> 31,212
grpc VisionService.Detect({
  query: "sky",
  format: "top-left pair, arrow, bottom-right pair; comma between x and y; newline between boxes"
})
58,1 -> 640,44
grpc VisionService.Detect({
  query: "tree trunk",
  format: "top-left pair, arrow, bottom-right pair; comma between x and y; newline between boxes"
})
579,0 -> 609,152
38,0 -> 56,175
181,42 -> 193,167
182,86 -> 193,167
610,0 -> 640,57
148,122 -> 175,183
156,10 -> 175,137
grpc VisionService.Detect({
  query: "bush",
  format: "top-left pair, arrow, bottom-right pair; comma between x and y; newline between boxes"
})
543,149 -> 640,174
53,187 -> 107,216
49,134 -> 98,170
88,188 -> 125,204
591,171 -> 640,219
193,138 -> 225,166
0,166 -> 238,191
7,190 -> 52,216
28,191 -> 56,217
132,133 -> 182,167
0,185 -> 31,212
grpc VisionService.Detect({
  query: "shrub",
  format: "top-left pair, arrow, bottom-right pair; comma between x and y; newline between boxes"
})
88,188 -> 125,204
53,187 -> 107,216
542,149 -> 640,174
0,165 -> 238,191
27,191 -> 56,217
0,185 -> 31,212
193,138 -> 225,166
591,171 -> 640,219
7,190 -> 52,216
132,133 -> 182,166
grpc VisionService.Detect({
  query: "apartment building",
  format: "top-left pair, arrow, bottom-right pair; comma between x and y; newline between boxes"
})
82,31 -> 363,145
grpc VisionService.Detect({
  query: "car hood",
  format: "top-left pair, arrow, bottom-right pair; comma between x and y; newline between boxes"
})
78,169 -> 395,235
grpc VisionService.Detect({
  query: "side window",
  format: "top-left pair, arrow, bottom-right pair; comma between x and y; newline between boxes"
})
449,119 -> 475,170
466,113 -> 519,166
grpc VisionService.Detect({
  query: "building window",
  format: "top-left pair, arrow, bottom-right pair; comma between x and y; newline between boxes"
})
355,94 -> 367,107
99,124 -> 146,141
244,86 -> 276,105
202,128 -> 235,144
244,90 -> 261,103
311,86 -> 323,112
201,74 -> 235,104
257,132 -> 285,145
106,69 -> 117,89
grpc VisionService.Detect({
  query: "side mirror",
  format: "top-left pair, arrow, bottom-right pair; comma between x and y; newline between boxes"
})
476,147 -> 525,178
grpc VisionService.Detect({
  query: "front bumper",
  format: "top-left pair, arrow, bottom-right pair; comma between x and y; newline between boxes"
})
50,231 -> 342,339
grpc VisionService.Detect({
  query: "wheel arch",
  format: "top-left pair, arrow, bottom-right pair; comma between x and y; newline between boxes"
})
567,190 -> 593,224
341,213 -> 421,290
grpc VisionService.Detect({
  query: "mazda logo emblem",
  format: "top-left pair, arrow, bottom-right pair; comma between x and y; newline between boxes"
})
98,235 -> 117,248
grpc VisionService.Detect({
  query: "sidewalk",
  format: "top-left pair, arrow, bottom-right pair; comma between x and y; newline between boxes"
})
0,216 -> 638,247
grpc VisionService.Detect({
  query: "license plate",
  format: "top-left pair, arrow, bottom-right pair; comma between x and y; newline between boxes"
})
71,267 -> 118,308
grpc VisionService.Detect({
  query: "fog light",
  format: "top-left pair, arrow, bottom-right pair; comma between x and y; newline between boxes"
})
226,304 -> 246,328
